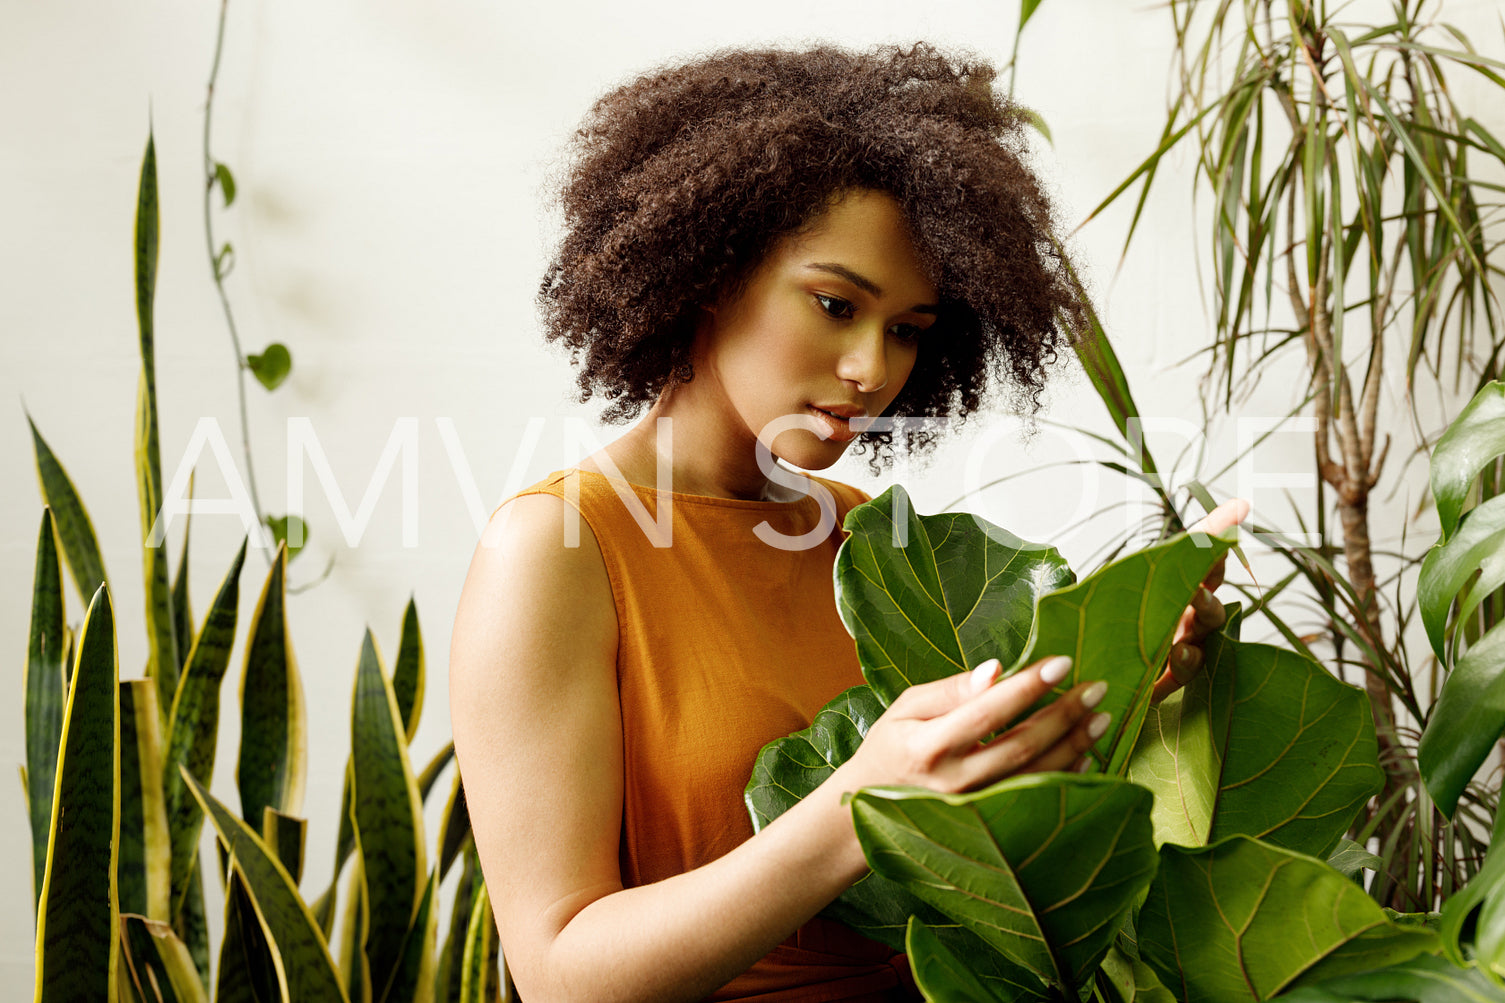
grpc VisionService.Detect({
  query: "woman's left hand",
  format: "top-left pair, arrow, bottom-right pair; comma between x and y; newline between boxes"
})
1151,498 -> 1251,703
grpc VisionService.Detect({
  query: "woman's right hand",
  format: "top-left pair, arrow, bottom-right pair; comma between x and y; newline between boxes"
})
830,655 -> 1110,797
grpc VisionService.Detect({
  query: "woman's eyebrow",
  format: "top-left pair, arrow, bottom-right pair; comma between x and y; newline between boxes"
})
805,262 -> 939,313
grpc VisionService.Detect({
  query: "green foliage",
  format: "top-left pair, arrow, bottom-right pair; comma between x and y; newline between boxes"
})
247,344 -> 292,392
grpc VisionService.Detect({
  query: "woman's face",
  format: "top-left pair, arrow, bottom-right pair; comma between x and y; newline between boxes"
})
693,188 -> 940,470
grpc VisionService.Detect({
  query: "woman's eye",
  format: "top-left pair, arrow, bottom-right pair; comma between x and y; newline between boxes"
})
889,322 -> 925,342
814,294 -> 854,319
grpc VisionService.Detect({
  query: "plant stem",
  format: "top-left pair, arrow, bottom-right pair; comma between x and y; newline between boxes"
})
203,0 -> 268,561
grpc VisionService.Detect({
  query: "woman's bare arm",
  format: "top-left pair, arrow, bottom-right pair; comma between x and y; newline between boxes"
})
450,493 -> 1106,1003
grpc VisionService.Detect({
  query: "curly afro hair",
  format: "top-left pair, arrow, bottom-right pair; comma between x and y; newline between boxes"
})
539,42 -> 1091,464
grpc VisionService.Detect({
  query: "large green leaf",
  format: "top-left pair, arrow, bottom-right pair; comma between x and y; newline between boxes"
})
1272,953 -> 1505,1002
120,914 -> 210,1003
165,540 -> 247,913
1138,836 -> 1441,1002
835,485 -> 1073,707
1128,613 -> 1381,857
393,599 -> 424,742
238,545 -> 306,823
262,808 -> 307,885
1439,811 -> 1505,971
1418,495 -> 1505,660
904,916 -> 1050,1003
26,507 -> 66,911
850,774 -> 1157,996
28,416 -> 108,605
134,129 -> 180,715
1431,382 -> 1505,541
1418,622 -> 1505,820
218,872 -> 281,1003
34,585 -> 120,1002
183,770 -> 349,1002
380,871 -> 437,1003
351,630 -> 426,1000
119,680 -> 171,920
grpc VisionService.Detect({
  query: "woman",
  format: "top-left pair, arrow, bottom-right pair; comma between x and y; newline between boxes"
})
450,44 -> 1241,1002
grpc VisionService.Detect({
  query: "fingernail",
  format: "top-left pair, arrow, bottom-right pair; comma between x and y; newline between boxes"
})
1081,680 -> 1108,709
1199,586 -> 1215,605
1174,644 -> 1197,669
971,659 -> 1001,693
1087,712 -> 1111,740
1038,655 -> 1073,685
1072,755 -> 1092,773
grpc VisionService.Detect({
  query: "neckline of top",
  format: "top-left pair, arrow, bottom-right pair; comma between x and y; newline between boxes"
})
555,468 -> 835,510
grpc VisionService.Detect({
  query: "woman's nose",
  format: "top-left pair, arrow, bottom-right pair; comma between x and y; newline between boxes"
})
836,326 -> 889,393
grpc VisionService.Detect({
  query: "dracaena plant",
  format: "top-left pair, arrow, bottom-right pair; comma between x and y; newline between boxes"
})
23,129 -> 500,1003
747,481 -> 1505,1001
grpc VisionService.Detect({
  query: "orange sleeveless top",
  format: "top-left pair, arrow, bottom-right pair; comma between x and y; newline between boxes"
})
515,469 -> 917,1002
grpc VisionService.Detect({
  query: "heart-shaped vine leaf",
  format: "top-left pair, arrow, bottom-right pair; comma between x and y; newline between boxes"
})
850,774 -> 1157,997
1138,835 -> 1440,1002
1128,610 -> 1381,858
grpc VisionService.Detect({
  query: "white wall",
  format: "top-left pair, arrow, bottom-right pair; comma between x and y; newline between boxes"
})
3,0 -> 1500,989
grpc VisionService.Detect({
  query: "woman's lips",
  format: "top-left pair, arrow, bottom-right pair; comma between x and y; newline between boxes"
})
808,405 -> 859,443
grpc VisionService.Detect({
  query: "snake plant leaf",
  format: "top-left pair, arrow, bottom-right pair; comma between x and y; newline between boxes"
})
172,477 -> 194,673
338,859 -> 371,1003
1128,616 -> 1381,858
34,585 -> 120,1003
437,769 -> 472,882
1418,623 -> 1505,819
1431,381 -> 1505,540
435,851 -> 479,1003
351,629 -> 427,1000
134,129 -> 180,714
28,416 -> 108,605
1271,952 -> 1505,1002
119,680 -> 172,920
393,599 -> 424,742
238,544 -> 307,823
417,740 -> 455,803
262,808 -> 307,885
1138,835 -> 1441,1002
218,873 -> 281,1003
165,539 -> 247,912
182,769 -> 350,1002
1419,494 -> 1505,660
851,774 -> 1157,996
178,861 -> 211,993
835,485 -> 1074,708
904,916 -> 1050,1003
26,507 -> 66,911
120,914 -> 210,1003
458,876 -> 499,1003
379,870 -> 438,1003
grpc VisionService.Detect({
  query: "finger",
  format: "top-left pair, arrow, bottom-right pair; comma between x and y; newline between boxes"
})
890,658 -> 1001,720
1166,641 -> 1203,685
1187,586 -> 1226,637
952,678 -> 1107,783
1150,666 -> 1180,704
1187,497 -> 1251,537
934,655 -> 1075,750
1016,709 -> 1111,774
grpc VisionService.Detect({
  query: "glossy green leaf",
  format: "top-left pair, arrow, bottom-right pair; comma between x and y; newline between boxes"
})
1270,952 -> 1504,1002
34,585 -> 120,1003
28,416 -> 108,605
1327,838 -> 1383,884
119,914 -> 209,1003
1418,623 -> 1505,819
183,770 -> 349,1002
379,871 -> 437,1003
247,343 -> 292,391
851,774 -> 1157,996
165,539 -> 247,913
1138,836 -> 1440,1002
393,599 -> 424,742
262,808 -> 306,886
351,629 -> 427,999
904,916 -> 1048,1003
836,485 -> 1073,708
238,545 -> 307,823
1439,803 -> 1505,969
1432,382 -> 1505,541
1128,616 -> 1381,857
134,129 -> 179,715
26,507 -> 66,910
119,680 -> 171,920
1019,0 -> 1044,30
214,162 -> 237,207
1419,494 -> 1505,660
